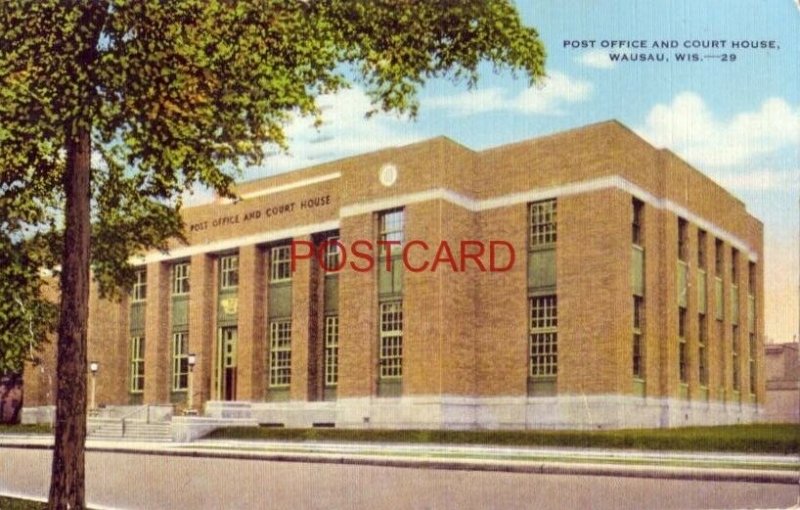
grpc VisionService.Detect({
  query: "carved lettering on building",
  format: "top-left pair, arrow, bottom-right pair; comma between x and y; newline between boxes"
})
188,194 -> 331,233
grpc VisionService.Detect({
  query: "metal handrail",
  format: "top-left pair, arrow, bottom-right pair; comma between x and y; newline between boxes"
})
88,405 -> 147,436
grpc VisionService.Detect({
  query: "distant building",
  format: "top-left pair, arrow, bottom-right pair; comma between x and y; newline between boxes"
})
764,342 -> 800,423
24,120 -> 765,429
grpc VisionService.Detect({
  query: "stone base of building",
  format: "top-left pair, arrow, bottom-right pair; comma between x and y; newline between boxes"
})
206,395 -> 762,430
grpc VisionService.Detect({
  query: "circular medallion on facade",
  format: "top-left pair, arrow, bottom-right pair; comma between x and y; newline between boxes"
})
379,163 -> 398,187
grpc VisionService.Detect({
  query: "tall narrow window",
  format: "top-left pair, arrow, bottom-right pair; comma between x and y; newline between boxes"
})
748,332 -> 757,395
529,199 -> 557,247
715,239 -> 724,276
269,320 -> 292,387
632,199 -> 644,246
270,245 -> 292,282
132,269 -> 147,302
632,296 -> 644,379
130,336 -> 145,393
324,315 -> 339,387
697,230 -> 707,269
748,261 -> 757,398
379,301 -> 403,379
379,209 -> 404,250
172,262 -> 190,296
717,320 -> 726,389
172,332 -> 189,391
220,254 -> 239,289
698,314 -> 708,386
677,218 -> 689,261
678,307 -> 687,383
324,236 -> 342,273
732,325 -> 740,392
530,295 -> 558,378
731,248 -> 739,284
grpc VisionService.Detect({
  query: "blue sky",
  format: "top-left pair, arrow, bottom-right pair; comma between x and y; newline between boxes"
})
237,1 -> 800,342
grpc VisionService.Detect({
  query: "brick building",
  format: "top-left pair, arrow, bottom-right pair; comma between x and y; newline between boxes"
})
24,120 -> 765,429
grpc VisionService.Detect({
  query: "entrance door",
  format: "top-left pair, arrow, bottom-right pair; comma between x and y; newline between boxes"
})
215,327 -> 238,400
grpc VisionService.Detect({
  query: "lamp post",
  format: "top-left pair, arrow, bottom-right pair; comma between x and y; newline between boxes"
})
187,353 -> 197,413
89,361 -> 99,412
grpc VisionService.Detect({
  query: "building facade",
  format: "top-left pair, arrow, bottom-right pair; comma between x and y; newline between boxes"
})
24,121 -> 765,429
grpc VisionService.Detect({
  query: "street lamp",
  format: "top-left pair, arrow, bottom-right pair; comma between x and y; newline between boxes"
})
89,361 -> 99,412
187,353 -> 197,414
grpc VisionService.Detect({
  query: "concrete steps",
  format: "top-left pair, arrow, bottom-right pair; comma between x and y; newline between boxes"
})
88,418 -> 172,442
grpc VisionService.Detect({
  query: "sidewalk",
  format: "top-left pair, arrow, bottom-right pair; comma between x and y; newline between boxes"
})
2,434 -> 797,485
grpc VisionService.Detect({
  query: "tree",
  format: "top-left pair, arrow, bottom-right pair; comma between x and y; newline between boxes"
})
0,1 -> 545,507
0,152 -> 60,423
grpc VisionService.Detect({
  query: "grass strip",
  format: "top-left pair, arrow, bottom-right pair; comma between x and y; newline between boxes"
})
205,424 -> 800,454
0,424 -> 52,435
0,496 -> 47,510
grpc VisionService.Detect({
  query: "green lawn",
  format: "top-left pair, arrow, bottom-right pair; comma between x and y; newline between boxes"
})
206,424 -> 800,454
0,423 -> 52,434
0,496 -> 47,510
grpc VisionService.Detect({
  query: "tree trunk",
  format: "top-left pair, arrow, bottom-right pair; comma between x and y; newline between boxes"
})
48,128 -> 92,510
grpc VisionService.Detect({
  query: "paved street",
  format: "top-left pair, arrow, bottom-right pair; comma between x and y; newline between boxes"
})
1,440 -> 798,509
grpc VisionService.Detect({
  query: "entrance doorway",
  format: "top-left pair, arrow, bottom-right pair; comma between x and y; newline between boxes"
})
215,326 -> 238,400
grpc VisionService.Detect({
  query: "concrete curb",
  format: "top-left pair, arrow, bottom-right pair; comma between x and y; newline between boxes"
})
2,440 -> 797,486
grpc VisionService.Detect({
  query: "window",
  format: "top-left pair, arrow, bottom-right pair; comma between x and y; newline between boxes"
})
748,262 -> 756,293
379,301 -> 403,379
270,245 -> 292,282
748,332 -> 757,395
529,199 -> 557,248
697,230 -> 707,269
717,320 -> 725,386
699,314 -> 708,386
632,296 -> 644,379
379,209 -> 404,250
529,295 -> 558,377
678,307 -> 687,383
324,236 -> 341,273
731,248 -> 739,283
130,336 -> 145,393
715,239 -> 723,276
269,320 -> 292,387
220,255 -> 239,289
632,199 -> 644,246
172,262 -> 190,296
172,332 -> 189,391
732,325 -> 740,391
677,218 -> 688,261
132,270 -> 147,302
324,315 -> 339,386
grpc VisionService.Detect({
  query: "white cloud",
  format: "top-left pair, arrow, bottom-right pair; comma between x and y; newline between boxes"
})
249,87 -> 423,176
637,92 -> 800,168
578,49 -> 617,70
424,71 -> 592,116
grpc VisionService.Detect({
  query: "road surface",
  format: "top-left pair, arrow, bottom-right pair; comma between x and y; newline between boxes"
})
1,445 -> 797,509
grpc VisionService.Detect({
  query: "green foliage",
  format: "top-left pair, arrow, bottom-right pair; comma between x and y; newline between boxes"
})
0,234 -> 58,375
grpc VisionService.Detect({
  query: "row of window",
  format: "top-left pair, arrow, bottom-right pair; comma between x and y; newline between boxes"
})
129,317 -> 342,393
677,218 -> 756,289
637,201 -> 759,398
130,199 -> 753,400
132,241 -> 349,303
